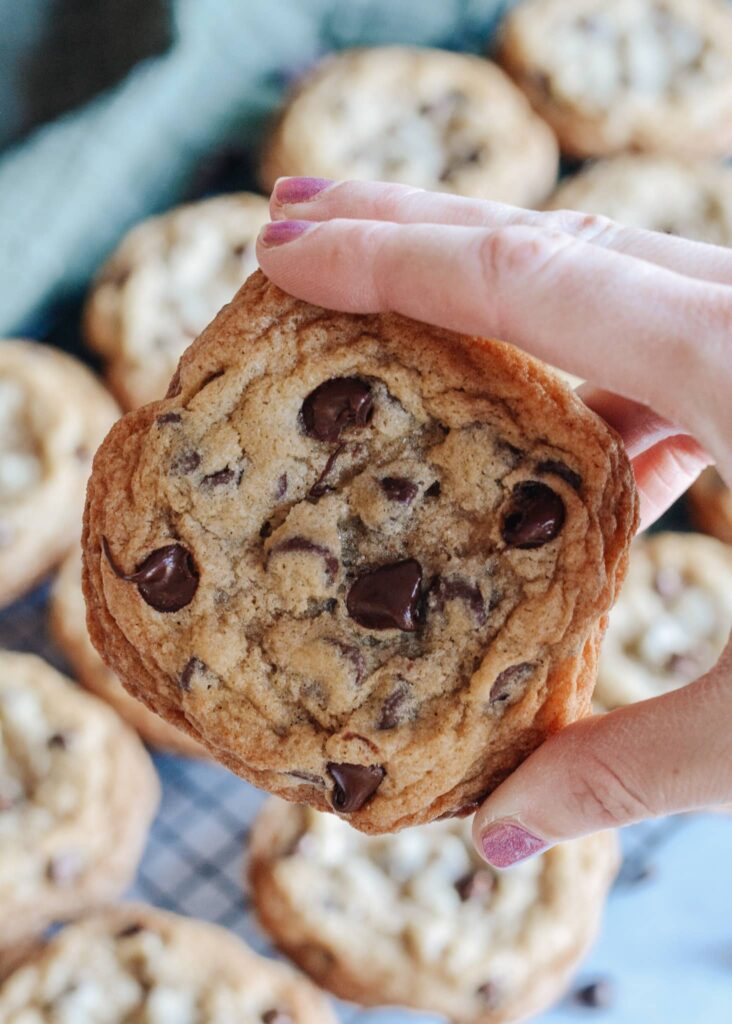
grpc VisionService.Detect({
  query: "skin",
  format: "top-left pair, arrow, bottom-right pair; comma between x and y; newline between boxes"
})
256,177 -> 732,863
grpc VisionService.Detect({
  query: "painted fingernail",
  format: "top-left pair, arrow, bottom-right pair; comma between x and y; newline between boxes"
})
480,821 -> 547,868
258,220 -> 312,248
274,176 -> 333,204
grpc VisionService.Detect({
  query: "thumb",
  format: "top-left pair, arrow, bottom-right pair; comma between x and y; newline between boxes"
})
472,638 -> 732,868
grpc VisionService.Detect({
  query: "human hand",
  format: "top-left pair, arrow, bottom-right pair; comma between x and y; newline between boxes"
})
256,177 -> 732,865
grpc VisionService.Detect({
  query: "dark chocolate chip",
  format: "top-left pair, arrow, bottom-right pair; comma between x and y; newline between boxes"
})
489,663 -> 534,704
259,521 -> 273,539
378,680 -> 411,730
501,482 -> 565,549
574,979 -> 615,1009
171,450 -> 200,475
346,559 -> 422,631
166,368 -> 182,398
48,732 -> 72,750
276,473 -> 288,499
327,762 -> 385,812
103,538 -> 199,613
379,476 -> 418,504
269,536 -> 339,583
180,657 -> 206,691
433,577 -> 486,625
288,770 -> 325,787
116,923 -> 145,939
201,467 -> 237,489
47,851 -> 83,885
476,982 -> 501,1008
261,1012 -> 293,1024
156,411 -> 182,425
536,459 -> 582,491
424,480 -> 441,498
653,567 -> 684,601
455,869 -> 495,902
308,445 -> 343,499
301,378 -> 373,443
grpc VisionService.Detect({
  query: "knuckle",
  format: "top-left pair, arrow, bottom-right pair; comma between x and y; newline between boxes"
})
478,225 -> 570,284
542,208 -> 617,245
570,749 -> 656,828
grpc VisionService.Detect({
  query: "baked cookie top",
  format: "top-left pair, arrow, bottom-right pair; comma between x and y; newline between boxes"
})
250,801 -> 619,1024
50,549 -> 205,757
0,904 -> 336,1024
0,341 -> 118,609
83,271 -> 637,834
0,651 -> 159,950
596,532 -> 732,709
499,0 -> 732,158
548,156 -> 732,245
84,193 -> 270,410
261,47 -> 559,206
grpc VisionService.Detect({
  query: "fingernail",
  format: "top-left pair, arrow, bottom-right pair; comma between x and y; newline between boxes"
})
274,176 -> 333,204
480,821 -> 547,868
258,220 -> 312,248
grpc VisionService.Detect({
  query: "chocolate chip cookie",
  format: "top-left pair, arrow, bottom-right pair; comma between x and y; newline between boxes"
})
261,47 -> 559,206
0,340 -> 118,610
0,904 -> 336,1024
0,651 -> 159,957
548,156 -> 732,244
83,270 -> 637,834
688,468 -> 732,546
50,549 -> 206,756
249,800 -> 619,1023
499,0 -> 732,158
84,193 -> 270,410
596,532 -> 732,709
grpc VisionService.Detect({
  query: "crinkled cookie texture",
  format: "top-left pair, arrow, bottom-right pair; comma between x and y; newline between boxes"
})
548,156 -> 732,245
83,270 -> 637,834
499,0 -> 732,158
0,904 -> 336,1024
0,651 -> 159,955
0,341 -> 118,610
688,468 -> 732,546
250,801 -> 619,1024
84,193 -> 270,410
50,549 -> 205,757
596,532 -> 732,709
261,46 -> 559,206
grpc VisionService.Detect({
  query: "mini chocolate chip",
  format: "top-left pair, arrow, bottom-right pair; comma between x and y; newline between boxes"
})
259,521 -> 273,539
476,982 -> 500,1008
156,411 -> 182,425
380,476 -> 418,503
434,577 -> 486,625
455,869 -> 495,902
378,680 -> 410,730
309,445 -> 343,499
327,762 -> 385,812
180,656 -> 206,691
489,663 -> 534,704
47,851 -> 83,885
201,467 -> 237,489
261,1012 -> 293,1024
536,459 -> 582,491
103,538 -> 199,613
116,923 -> 145,939
574,979 -> 615,1009
166,368 -> 182,398
301,377 -> 373,443
48,732 -> 72,750
171,450 -> 201,475
501,482 -> 565,549
276,473 -> 288,499
424,480 -> 441,498
653,567 -> 684,601
288,770 -> 324,787
269,536 -> 339,583
346,559 -> 422,631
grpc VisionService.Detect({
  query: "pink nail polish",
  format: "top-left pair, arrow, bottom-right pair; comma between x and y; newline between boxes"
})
274,176 -> 333,204
258,220 -> 312,247
480,821 -> 547,868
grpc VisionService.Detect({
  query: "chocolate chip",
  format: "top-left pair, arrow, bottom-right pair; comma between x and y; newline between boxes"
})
276,473 -> 288,499
180,656 -> 206,691
501,482 -> 565,549
201,467 -> 238,489
171,450 -> 200,475
346,559 -> 422,631
455,869 -> 495,902
261,1012 -> 293,1024
379,476 -> 418,503
489,663 -> 534,704
301,377 -> 373,443
327,762 -> 385,812
269,536 -> 339,583
116,923 -> 145,939
259,521 -> 273,539
157,411 -> 182,425
74,445 -> 90,463
378,680 -> 411,730
329,641 -> 365,685
103,538 -> 199,613
476,982 -> 501,1008
287,770 -> 324,787
666,652 -> 702,678
433,577 -> 486,625
308,445 -> 343,499
536,459 -> 582,491
47,851 -> 83,885
424,480 -> 441,498
653,567 -> 684,601
574,979 -> 615,1009
47,732 -> 72,750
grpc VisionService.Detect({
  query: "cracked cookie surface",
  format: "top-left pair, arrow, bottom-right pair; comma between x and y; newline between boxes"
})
250,800 -> 619,1024
261,47 -> 559,206
0,904 -> 336,1024
0,651 -> 159,954
500,0 -> 732,158
83,270 -> 637,834
84,193 -> 270,410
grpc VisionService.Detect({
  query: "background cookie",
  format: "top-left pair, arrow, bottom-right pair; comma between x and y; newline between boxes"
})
0,650 -> 159,954
0,341 -> 118,610
499,0 -> 732,158
688,468 -> 732,546
250,800 -> 619,1024
261,46 -> 559,206
595,532 -> 732,710
50,549 -> 206,756
83,271 -> 637,835
84,192 -> 270,410
0,903 -> 337,1023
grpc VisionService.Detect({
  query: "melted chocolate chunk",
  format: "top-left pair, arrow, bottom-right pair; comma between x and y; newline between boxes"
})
116,923 -> 145,939
301,378 -> 373,443
489,663 -> 534,704
378,680 -> 411,730
455,869 -> 495,902
380,476 -> 418,504
574,979 -> 615,1009
536,459 -> 582,491
47,851 -> 83,885
180,656 -> 206,691
201,467 -> 237,489
269,537 -> 339,583
434,577 -> 486,625
327,762 -> 385,812
424,480 -> 441,498
346,559 -> 422,631
171,450 -> 201,475
156,411 -> 182,425
308,445 -> 343,499
275,473 -> 288,499
501,482 -> 565,549
261,1012 -> 293,1024
103,538 -> 199,613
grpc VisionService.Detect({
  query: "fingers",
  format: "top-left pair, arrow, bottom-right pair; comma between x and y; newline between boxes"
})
472,639 -> 732,867
271,177 -> 732,286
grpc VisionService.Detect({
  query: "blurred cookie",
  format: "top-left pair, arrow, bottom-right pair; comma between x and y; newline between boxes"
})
0,341 -> 118,610
688,468 -> 732,545
250,801 -> 619,1023
499,0 -> 732,158
84,193 -> 270,410
0,903 -> 336,1023
0,651 -> 159,956
50,549 -> 205,756
261,47 -> 559,205
548,156 -> 732,244
596,532 -> 732,709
